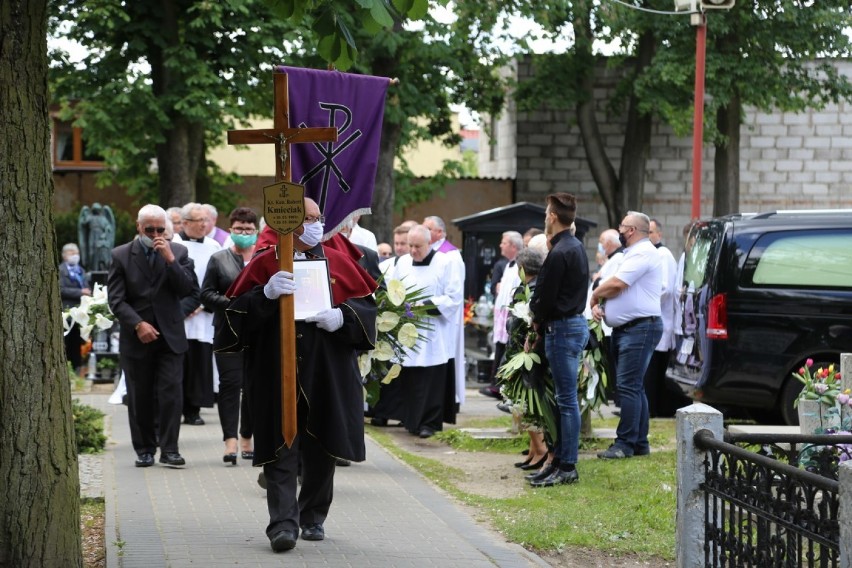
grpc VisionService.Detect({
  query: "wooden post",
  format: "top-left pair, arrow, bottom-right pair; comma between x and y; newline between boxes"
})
227,72 -> 338,447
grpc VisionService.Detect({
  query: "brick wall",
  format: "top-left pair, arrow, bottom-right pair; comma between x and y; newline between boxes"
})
479,58 -> 852,256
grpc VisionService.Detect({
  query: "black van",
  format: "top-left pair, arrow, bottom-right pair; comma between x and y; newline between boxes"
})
666,210 -> 852,425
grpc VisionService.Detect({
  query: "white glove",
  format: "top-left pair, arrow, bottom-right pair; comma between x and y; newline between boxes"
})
263,271 -> 296,299
305,308 -> 344,332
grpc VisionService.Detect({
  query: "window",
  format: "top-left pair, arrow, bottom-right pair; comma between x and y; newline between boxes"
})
682,224 -> 720,290
749,231 -> 852,288
52,117 -> 104,170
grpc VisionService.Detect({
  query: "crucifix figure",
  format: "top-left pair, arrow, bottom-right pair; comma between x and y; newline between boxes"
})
227,71 -> 338,447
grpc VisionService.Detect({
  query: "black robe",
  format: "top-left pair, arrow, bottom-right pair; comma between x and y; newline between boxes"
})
216,245 -> 377,466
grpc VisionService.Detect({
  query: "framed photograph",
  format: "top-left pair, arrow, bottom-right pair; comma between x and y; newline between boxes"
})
293,258 -> 333,320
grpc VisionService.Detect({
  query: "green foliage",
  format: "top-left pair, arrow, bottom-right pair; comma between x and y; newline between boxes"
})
96,357 -> 117,371
72,399 -> 106,454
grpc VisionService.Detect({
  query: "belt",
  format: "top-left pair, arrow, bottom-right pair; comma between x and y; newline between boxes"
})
613,315 -> 658,332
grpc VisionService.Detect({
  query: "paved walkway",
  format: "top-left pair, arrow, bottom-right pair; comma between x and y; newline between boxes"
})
77,389 -> 549,567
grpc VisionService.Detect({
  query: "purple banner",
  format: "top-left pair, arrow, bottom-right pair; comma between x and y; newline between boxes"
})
278,66 -> 389,239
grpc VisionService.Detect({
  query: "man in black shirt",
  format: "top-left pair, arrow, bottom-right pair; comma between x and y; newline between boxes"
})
527,193 -> 589,487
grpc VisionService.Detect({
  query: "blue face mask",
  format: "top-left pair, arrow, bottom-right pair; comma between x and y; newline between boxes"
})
297,221 -> 324,248
597,243 -> 606,256
231,233 -> 257,249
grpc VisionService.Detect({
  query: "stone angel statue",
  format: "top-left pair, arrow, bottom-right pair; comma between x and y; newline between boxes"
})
78,203 -> 115,271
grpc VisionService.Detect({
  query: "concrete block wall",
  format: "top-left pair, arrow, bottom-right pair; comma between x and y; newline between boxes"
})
479,58 -> 852,257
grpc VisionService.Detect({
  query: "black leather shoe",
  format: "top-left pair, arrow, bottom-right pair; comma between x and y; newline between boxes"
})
184,415 -> 205,425
370,417 -> 388,426
135,453 -> 154,467
530,467 -> 579,487
525,461 -> 558,482
335,458 -> 351,466
159,452 -> 186,466
479,386 -> 501,399
418,427 -> 435,439
520,456 -> 547,471
223,453 -> 237,466
241,451 -> 254,460
270,529 -> 299,552
300,523 -> 325,541
257,472 -> 267,489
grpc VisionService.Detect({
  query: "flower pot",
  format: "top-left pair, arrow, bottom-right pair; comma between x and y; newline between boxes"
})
798,398 -> 841,434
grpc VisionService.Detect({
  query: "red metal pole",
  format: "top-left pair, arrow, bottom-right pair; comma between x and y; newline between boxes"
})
691,15 -> 707,220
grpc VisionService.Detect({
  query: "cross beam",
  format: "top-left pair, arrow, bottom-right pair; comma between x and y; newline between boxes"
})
228,71 -> 338,447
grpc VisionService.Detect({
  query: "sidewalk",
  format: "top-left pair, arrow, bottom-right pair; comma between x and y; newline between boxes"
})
76,389 -> 549,567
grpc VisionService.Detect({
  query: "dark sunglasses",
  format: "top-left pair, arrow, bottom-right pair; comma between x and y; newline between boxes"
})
144,226 -> 166,235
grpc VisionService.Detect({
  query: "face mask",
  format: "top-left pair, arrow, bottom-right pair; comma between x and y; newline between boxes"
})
140,235 -> 154,248
67,254 -> 81,266
596,243 -> 606,256
297,221 -> 324,248
618,232 -> 628,248
231,233 -> 257,249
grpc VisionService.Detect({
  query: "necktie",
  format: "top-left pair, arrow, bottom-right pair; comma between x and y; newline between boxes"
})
147,248 -> 156,267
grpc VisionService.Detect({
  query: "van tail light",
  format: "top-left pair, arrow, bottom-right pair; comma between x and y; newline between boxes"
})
707,293 -> 728,340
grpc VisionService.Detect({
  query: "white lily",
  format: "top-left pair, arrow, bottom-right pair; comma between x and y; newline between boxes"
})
397,323 -> 418,348
386,279 -> 406,306
376,311 -> 400,332
92,283 -> 108,303
79,324 -> 94,342
94,313 -> 114,331
372,340 -> 394,361
382,364 -> 401,384
358,353 -> 372,378
510,302 -> 532,325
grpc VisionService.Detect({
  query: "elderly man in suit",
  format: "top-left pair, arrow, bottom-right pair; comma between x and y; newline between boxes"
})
108,204 -> 198,468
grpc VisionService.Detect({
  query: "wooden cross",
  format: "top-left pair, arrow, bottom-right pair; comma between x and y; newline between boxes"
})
227,71 -> 338,448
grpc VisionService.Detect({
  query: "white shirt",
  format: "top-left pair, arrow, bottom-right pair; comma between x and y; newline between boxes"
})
603,239 -> 662,329
177,236 -> 221,343
656,245 -> 678,351
585,250 -> 625,336
492,261 -> 520,344
384,252 -> 463,368
349,223 -> 378,251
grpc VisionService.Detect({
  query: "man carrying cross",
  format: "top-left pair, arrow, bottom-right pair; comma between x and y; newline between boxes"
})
216,197 -> 377,552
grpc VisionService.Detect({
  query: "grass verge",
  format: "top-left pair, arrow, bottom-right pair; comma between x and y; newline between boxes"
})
368,418 -> 677,560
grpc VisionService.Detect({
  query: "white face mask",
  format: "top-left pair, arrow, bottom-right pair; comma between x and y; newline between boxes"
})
67,254 -> 81,266
297,221 -> 324,248
139,235 -> 154,248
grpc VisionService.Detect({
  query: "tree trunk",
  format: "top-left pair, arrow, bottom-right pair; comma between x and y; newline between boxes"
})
618,31 -> 656,219
368,117 -> 404,244
157,117 -> 200,207
713,94 -> 741,217
0,1 -> 82,565
573,1 -> 619,226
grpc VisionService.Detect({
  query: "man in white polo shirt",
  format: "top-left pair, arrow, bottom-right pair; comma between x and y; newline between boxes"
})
589,211 -> 662,459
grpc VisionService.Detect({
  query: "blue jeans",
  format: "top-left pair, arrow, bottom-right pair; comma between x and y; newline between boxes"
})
544,315 -> 589,466
611,317 -> 663,455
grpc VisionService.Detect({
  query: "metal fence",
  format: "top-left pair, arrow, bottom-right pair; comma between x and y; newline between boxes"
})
693,430 -> 852,568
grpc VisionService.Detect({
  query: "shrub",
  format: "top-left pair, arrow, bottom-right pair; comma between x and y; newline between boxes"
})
72,399 -> 106,454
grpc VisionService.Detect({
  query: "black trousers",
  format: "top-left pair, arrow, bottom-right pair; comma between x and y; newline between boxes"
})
183,340 -> 214,417
400,363 -> 449,434
215,351 -> 252,441
122,342 -> 183,455
263,432 -> 336,537
64,323 -> 82,370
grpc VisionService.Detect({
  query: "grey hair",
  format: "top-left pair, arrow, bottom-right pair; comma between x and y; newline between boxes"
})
626,211 -> 651,233
181,202 -> 204,220
202,203 -> 218,218
601,229 -> 620,247
62,243 -> 79,254
516,247 -> 545,277
423,215 -> 446,234
408,224 -> 431,243
137,204 -> 166,223
503,231 -> 524,250
166,206 -> 182,218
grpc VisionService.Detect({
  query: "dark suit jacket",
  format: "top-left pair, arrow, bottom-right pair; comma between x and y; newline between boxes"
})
59,263 -> 90,308
107,239 -> 197,357
355,244 -> 382,282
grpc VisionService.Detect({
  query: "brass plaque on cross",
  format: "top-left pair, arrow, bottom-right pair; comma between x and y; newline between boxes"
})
263,182 -> 306,234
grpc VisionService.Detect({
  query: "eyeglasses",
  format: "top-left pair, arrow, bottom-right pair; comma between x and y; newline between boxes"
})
230,227 -> 257,235
143,226 -> 166,235
304,215 -> 325,224
618,224 -> 637,231
184,217 -> 206,223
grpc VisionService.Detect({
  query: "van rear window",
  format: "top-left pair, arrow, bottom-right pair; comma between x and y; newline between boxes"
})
683,225 -> 719,289
750,231 -> 852,288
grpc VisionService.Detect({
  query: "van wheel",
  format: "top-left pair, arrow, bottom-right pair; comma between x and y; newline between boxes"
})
779,378 -> 803,426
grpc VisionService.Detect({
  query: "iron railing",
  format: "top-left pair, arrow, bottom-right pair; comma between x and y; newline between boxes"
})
694,430 -> 852,567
